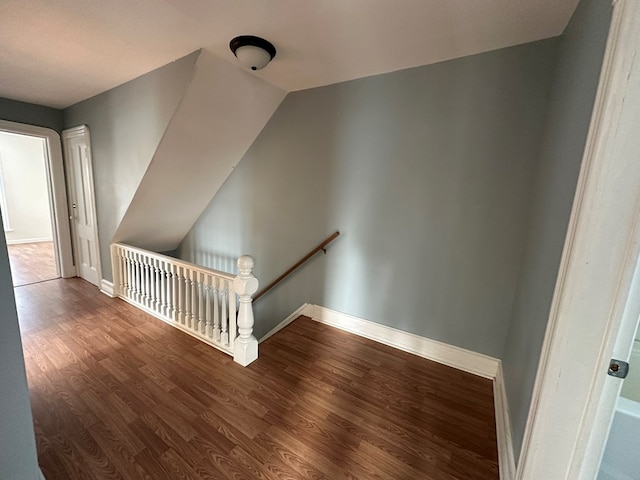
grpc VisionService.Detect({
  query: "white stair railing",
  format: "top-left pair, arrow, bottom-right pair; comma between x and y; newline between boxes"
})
110,243 -> 259,366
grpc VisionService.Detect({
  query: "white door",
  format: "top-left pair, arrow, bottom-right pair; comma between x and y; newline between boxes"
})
62,126 -> 101,287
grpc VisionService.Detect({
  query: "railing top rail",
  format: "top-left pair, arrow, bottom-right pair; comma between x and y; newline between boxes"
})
113,242 -> 235,281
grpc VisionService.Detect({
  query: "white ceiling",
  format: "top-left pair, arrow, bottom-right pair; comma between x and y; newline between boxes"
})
0,0 -> 579,109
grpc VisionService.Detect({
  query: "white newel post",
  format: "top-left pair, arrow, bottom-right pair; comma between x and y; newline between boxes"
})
233,255 -> 259,366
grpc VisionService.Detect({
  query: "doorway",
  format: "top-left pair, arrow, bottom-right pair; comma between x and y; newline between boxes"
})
0,131 -> 58,286
0,120 -> 74,282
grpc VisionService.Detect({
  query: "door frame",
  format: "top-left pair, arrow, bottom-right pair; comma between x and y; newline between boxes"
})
0,119 -> 75,278
517,0 -> 640,478
62,125 -> 103,286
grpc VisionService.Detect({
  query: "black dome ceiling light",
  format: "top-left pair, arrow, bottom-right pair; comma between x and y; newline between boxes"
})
229,35 -> 277,71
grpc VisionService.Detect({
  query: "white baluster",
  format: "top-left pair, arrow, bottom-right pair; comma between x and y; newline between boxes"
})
143,256 -> 149,304
134,254 -> 141,302
154,259 -> 161,312
138,256 -> 144,304
197,272 -> 205,334
184,269 -> 191,327
142,256 -> 147,304
213,278 -> 220,341
144,260 -> 151,307
177,266 -> 184,324
128,252 -> 134,299
143,257 -> 150,307
171,264 -> 178,321
118,247 -> 125,296
147,258 -> 154,308
158,259 -> 164,314
136,253 -> 145,305
228,289 -> 237,350
132,253 -> 138,298
205,275 -> 213,337
150,259 -> 156,310
126,250 -> 133,298
220,282 -> 228,345
129,252 -> 140,301
233,255 -> 259,366
141,255 -> 146,303
156,259 -> 161,313
126,251 -> 133,299
161,262 -> 169,316
190,270 -> 197,330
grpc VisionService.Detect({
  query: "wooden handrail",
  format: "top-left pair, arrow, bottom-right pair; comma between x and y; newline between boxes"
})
253,231 -> 340,302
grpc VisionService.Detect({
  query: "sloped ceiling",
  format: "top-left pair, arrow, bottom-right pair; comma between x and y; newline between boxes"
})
113,51 -> 286,252
0,0 -> 579,109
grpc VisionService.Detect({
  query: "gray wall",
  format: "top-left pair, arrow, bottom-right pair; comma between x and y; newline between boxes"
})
0,97 -> 63,132
178,39 -> 559,356
502,0 -> 612,460
0,210 -> 41,480
63,51 -> 199,281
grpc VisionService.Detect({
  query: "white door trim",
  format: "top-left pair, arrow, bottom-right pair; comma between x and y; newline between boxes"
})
517,1 -> 640,478
0,119 -> 74,278
62,125 -> 102,286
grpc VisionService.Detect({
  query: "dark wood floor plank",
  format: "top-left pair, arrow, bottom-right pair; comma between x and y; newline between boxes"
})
198,408 -> 272,463
134,449 -> 178,480
17,278 -> 499,479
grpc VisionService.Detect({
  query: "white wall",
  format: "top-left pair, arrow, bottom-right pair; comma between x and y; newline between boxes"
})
0,131 -> 52,244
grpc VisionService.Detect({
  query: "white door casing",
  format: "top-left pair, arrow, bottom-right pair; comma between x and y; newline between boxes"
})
62,126 -> 101,287
0,119 -> 74,278
517,0 -> 640,478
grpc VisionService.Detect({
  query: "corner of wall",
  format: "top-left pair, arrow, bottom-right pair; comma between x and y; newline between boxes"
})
494,361 -> 517,480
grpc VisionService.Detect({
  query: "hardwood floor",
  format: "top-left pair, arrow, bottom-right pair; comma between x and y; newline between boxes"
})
7,241 -> 58,286
17,278 -> 499,480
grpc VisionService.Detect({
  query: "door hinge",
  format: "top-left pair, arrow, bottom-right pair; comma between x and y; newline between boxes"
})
608,359 -> 629,379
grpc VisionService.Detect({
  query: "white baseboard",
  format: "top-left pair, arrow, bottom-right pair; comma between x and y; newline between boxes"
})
6,237 -> 53,245
99,279 -> 115,297
259,303 -> 311,343
494,362 -> 516,480
306,304 -> 500,379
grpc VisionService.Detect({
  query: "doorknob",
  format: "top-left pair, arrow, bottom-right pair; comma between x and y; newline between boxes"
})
608,359 -> 629,378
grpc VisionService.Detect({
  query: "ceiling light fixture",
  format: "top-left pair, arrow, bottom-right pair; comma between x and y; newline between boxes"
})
229,35 -> 276,71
